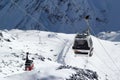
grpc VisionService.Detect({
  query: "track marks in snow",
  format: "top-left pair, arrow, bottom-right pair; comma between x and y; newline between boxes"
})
56,40 -> 72,65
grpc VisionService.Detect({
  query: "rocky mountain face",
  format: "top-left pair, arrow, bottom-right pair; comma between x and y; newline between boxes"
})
0,0 -> 119,33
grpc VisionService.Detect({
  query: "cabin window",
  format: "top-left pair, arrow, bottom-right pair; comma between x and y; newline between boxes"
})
74,40 -> 90,49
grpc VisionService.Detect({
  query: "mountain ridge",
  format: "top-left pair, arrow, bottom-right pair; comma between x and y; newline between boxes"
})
0,0 -> 120,33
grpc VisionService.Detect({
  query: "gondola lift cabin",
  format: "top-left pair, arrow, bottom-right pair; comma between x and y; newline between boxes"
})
72,15 -> 93,57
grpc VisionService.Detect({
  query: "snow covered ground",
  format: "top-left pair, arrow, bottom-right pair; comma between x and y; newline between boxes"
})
98,31 -> 120,41
0,29 -> 120,80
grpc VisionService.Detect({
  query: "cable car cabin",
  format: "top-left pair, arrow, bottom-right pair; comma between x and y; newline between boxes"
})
25,60 -> 34,71
72,33 -> 93,57
25,52 -> 34,71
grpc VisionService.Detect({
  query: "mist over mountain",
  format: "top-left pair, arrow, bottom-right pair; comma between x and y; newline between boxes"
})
0,0 -> 120,33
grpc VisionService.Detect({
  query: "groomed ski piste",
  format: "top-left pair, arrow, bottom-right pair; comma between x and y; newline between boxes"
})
0,29 -> 120,80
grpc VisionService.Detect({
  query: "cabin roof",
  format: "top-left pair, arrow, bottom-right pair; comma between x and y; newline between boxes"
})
75,33 -> 89,38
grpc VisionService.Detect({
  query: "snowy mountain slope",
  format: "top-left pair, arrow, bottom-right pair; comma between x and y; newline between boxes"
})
0,29 -> 120,80
65,36 -> 120,80
0,29 -> 98,80
98,31 -> 120,41
0,0 -> 120,33
2,62 -> 98,80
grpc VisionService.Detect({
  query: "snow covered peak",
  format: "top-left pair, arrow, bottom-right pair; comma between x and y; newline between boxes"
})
98,31 -> 120,41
